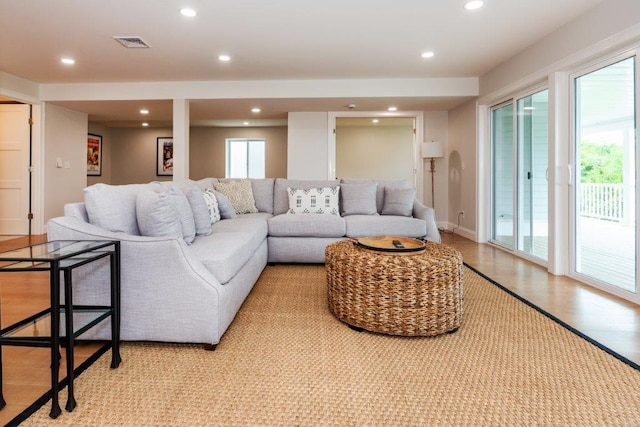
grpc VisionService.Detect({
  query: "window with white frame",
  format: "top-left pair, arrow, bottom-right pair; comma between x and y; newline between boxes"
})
225,138 -> 266,178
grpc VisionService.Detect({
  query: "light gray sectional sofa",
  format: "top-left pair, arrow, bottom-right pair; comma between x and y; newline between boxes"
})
47,177 -> 440,348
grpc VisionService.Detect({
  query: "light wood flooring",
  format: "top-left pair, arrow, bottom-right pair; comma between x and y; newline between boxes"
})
0,233 -> 638,424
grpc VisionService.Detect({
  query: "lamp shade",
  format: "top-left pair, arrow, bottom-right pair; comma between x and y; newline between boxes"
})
422,141 -> 444,159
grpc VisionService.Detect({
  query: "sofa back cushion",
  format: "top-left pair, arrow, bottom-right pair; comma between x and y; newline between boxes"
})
381,187 -> 416,217
340,178 -> 409,213
84,183 -> 150,235
273,178 -> 339,215
340,182 -> 378,216
135,189 -> 184,239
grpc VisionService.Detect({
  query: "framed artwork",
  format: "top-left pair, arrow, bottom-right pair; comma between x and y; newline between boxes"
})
157,137 -> 173,176
87,133 -> 102,176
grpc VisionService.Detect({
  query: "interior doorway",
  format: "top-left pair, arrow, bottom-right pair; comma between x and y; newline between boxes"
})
0,102 -> 31,235
328,111 -> 424,202
335,117 -> 415,184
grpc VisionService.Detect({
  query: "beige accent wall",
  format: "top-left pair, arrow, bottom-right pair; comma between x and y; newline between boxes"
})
87,124 -> 112,186
43,103 -> 87,221
336,123 -> 414,184
109,127 -> 173,185
189,126 -> 287,180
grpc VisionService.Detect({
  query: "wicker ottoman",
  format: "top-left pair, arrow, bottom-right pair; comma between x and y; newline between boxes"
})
325,239 -> 463,336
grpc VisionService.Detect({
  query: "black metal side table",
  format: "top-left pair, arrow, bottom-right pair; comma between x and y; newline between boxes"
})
0,240 -> 121,418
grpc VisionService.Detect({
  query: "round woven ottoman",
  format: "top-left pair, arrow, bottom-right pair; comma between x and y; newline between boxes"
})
325,239 -> 463,336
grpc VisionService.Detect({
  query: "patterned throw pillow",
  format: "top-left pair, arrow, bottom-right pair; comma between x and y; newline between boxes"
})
202,189 -> 221,225
287,186 -> 340,215
213,179 -> 259,214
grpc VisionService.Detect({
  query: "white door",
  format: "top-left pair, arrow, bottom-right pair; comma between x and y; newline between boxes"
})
0,104 -> 30,235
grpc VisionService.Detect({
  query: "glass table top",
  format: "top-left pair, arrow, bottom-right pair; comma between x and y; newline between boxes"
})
0,240 -> 116,262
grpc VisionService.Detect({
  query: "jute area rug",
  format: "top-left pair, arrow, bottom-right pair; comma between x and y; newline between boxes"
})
21,265 -> 640,426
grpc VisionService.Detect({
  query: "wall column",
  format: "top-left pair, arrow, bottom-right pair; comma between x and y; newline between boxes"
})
173,99 -> 189,181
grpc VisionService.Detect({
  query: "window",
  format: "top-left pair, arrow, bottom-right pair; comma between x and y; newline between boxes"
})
226,138 -> 266,178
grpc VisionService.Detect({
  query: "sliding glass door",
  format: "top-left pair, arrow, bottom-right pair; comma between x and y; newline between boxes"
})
491,90 -> 549,262
517,91 -> 549,259
491,102 -> 514,248
572,56 -> 637,296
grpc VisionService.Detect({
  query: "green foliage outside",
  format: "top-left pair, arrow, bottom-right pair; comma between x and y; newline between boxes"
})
580,142 -> 623,184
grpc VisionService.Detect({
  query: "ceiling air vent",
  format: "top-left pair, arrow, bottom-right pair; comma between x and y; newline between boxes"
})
113,36 -> 151,48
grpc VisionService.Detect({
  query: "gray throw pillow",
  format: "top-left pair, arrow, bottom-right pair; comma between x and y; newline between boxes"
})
213,190 -> 237,219
381,187 -> 416,217
340,182 -> 378,216
136,190 -> 183,239
166,185 -> 196,244
183,184 -> 212,236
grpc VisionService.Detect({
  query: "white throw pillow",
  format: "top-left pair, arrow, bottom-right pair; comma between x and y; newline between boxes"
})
287,186 -> 340,215
213,179 -> 258,214
202,189 -> 221,225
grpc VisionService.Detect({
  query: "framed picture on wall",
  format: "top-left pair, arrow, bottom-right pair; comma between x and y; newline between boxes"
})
87,133 -> 102,176
157,137 -> 173,176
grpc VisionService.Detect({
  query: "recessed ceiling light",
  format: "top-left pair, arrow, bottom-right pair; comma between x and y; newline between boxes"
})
60,57 -> 75,65
218,55 -> 231,62
180,8 -> 197,17
372,119 -> 379,124
421,51 -> 435,59
251,108 -> 261,113
142,122 -> 149,127
387,106 -> 397,112
464,1 -> 484,10
243,121 -> 250,126
140,109 -> 149,115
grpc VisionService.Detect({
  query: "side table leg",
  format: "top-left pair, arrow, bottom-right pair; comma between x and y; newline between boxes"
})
49,264 -> 62,419
0,345 -> 6,409
63,269 -> 76,412
109,247 -> 121,369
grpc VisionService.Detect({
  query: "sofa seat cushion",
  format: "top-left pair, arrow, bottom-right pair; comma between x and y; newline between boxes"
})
344,215 -> 426,238
268,214 -> 346,238
189,218 -> 268,284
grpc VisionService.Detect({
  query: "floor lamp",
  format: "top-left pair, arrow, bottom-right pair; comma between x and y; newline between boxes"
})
422,141 -> 444,209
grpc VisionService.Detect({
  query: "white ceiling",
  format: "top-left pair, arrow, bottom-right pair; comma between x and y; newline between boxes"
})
0,0 -> 606,126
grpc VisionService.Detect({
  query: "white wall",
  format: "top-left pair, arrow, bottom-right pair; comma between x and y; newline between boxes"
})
287,112 -> 329,180
481,0 -> 640,97
42,103 -> 87,222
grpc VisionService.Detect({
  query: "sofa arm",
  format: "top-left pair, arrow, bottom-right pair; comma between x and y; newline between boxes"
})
413,200 -> 441,243
46,216 -> 227,344
46,216 -> 220,288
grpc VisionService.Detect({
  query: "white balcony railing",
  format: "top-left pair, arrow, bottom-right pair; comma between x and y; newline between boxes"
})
580,183 -> 627,222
